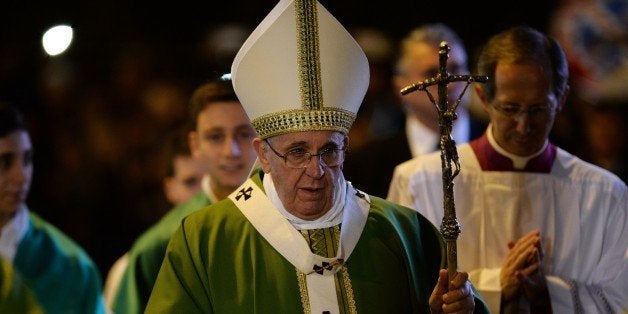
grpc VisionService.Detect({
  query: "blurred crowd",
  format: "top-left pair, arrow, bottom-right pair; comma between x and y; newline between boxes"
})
1,0 -> 626,279
1,21 -> 254,273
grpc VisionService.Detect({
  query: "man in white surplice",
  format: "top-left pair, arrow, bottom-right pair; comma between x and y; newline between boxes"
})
388,26 -> 627,313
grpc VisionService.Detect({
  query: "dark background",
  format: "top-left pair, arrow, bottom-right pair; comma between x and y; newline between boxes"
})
1,0 -> 557,276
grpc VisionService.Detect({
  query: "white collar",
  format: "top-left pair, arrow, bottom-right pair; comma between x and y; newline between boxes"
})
406,110 -> 470,158
229,175 -> 370,313
228,175 -> 370,274
200,174 -> 219,203
488,124 -> 548,169
0,205 -> 30,262
263,173 -> 345,230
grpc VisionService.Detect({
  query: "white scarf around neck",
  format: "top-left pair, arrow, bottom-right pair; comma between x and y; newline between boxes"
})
263,173 -> 345,230
0,205 -> 29,262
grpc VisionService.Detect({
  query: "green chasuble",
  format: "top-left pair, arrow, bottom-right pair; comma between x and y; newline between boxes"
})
146,170 -> 488,313
112,190 -> 212,314
13,213 -> 106,314
0,256 -> 43,313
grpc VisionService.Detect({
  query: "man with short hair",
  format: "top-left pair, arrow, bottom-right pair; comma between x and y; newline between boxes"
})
112,79 -> 258,313
344,23 -> 486,198
393,23 -> 482,157
0,102 -> 106,313
161,127 -> 207,206
388,26 -> 627,313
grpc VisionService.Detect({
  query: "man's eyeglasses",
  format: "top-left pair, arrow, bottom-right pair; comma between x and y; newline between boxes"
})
491,102 -> 553,119
264,140 -> 345,169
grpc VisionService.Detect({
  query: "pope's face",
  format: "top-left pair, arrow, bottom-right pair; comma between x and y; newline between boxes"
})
477,61 -> 562,156
0,130 -> 33,214
255,131 -> 347,220
189,101 -> 257,198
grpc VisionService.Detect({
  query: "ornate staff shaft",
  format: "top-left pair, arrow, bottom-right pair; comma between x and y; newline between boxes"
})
401,42 -> 488,282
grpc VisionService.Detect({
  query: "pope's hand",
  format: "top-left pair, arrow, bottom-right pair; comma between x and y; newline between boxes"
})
429,269 -> 475,313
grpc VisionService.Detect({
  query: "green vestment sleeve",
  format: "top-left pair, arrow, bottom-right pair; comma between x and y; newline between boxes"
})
13,213 -> 106,314
112,191 -> 212,314
0,256 -> 43,314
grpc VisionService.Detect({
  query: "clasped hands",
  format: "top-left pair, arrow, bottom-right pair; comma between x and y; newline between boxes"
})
500,229 -> 552,311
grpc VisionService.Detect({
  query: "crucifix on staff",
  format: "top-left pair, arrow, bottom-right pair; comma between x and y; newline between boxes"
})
401,41 -> 488,282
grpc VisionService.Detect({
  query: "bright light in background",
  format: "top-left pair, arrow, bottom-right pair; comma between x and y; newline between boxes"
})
42,25 -> 74,56
220,73 -> 232,81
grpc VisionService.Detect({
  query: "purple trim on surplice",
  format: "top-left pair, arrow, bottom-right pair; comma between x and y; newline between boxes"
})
470,133 -> 556,173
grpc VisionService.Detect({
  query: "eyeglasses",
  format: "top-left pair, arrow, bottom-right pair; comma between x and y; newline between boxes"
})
264,140 -> 345,169
490,102 -> 553,119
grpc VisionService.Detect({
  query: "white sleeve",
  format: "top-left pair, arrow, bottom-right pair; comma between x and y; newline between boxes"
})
467,264 -> 627,313
546,273 -> 627,313
468,268 -> 614,313
548,184 -> 628,313
546,275 -> 577,313
386,163 -> 415,209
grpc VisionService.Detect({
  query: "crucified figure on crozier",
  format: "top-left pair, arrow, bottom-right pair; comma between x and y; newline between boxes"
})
400,41 -> 488,282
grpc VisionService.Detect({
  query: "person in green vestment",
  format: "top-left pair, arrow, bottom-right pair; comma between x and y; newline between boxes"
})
0,102 -> 106,313
0,255 -> 43,313
111,78 -> 258,313
146,0 -> 489,313
103,125 -> 207,309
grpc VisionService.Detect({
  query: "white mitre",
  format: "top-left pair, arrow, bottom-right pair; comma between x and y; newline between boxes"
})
231,0 -> 369,139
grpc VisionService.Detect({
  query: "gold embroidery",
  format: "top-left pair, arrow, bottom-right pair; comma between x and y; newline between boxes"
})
297,270 -> 311,314
296,0 -> 322,111
309,226 -> 333,255
333,225 -> 357,314
252,108 -> 356,139
250,0 -> 359,140
296,225 -> 357,313
340,268 -> 357,314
